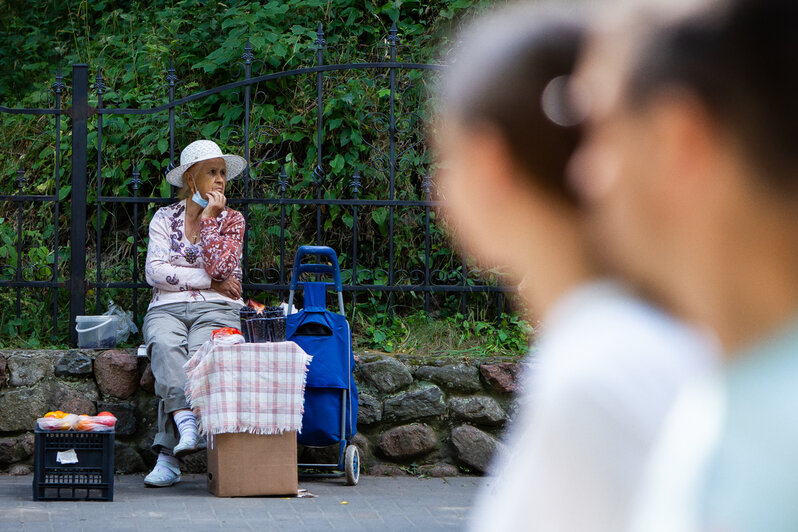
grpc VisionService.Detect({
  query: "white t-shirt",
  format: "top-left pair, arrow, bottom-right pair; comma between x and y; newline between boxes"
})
469,281 -> 716,532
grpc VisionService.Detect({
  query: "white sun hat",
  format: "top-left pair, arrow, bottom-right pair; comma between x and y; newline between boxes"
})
165,139 -> 247,187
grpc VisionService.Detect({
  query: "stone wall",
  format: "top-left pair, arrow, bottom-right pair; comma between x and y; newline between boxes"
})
0,349 -> 524,477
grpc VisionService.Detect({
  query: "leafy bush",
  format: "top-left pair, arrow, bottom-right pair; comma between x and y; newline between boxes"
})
0,0 -> 527,354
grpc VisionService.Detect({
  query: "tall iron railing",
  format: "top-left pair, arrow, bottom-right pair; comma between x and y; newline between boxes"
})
0,23 -> 512,346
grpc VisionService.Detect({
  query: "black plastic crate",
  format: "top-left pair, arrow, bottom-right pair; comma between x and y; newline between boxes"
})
32,427 -> 115,501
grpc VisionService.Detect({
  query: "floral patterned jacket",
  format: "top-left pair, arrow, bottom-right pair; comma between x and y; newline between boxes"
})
145,200 -> 245,309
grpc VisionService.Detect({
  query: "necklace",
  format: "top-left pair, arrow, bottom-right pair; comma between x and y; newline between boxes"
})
186,219 -> 199,243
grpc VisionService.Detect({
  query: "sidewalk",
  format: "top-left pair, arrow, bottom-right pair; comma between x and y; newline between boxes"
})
0,474 -> 481,531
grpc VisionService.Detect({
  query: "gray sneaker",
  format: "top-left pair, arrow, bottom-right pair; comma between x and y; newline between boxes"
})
173,432 -> 201,459
144,461 -> 181,487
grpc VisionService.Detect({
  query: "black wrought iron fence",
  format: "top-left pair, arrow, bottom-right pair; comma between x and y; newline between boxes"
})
0,24 -> 513,347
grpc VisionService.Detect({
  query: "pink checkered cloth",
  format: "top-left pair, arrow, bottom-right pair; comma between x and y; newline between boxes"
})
184,341 -> 312,436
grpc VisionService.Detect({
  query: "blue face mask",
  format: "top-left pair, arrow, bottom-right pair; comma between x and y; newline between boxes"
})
191,189 -> 209,208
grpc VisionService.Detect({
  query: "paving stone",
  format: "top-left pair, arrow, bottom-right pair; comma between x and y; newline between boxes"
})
358,358 -> 413,393
7,354 -> 54,387
134,393 -> 159,435
299,516 -> 334,529
414,364 -> 481,393
448,396 -> 506,427
19,432 -> 35,458
0,437 -> 21,465
20,523 -> 54,532
50,381 -> 97,415
418,463 -> 460,478
479,362 -> 522,393
181,449 -> 208,474
378,424 -> 438,460
355,351 -> 386,364
96,400 -> 136,435
357,392 -> 382,425
114,441 -> 147,474
300,443 -> 339,465
0,384 -> 51,432
350,433 -> 370,465
506,398 -> 521,424
137,426 -> 159,467
139,363 -> 155,394
383,386 -> 445,422
94,349 -> 138,399
54,351 -> 93,378
450,424 -> 503,474
8,463 -> 32,475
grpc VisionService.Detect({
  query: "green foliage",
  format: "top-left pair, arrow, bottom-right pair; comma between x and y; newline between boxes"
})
0,0 -> 527,352
354,308 -> 532,357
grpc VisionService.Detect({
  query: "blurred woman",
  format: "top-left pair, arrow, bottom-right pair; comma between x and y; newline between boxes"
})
434,5 -> 714,530
570,1 -> 798,529
142,139 -> 246,487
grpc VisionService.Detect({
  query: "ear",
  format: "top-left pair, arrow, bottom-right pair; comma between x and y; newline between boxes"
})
184,169 -> 195,192
649,89 -> 720,194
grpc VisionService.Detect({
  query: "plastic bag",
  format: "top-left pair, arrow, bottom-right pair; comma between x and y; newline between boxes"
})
74,414 -> 116,432
104,299 -> 138,343
279,301 -> 300,315
212,327 -> 245,346
37,413 -> 116,432
36,413 -> 79,431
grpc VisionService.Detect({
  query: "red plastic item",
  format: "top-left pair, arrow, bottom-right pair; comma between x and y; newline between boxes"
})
212,327 -> 243,339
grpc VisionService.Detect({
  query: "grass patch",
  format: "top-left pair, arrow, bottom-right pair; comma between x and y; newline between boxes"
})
353,310 -> 533,358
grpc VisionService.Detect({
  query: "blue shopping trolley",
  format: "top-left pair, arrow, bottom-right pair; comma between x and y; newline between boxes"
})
287,246 -> 359,485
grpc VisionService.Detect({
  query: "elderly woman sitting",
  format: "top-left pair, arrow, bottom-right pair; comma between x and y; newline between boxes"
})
142,139 -> 246,487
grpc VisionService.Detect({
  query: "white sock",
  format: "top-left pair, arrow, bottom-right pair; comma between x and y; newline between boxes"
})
173,410 -> 198,440
156,450 -> 179,469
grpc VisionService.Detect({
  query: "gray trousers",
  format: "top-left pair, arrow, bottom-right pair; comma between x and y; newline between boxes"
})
142,301 -> 241,453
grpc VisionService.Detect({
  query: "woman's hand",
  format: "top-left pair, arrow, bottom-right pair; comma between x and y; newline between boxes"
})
210,277 -> 242,299
201,191 -> 227,219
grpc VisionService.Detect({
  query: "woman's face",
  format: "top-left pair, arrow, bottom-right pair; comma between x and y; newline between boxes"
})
570,31 -> 707,314
188,157 -> 227,198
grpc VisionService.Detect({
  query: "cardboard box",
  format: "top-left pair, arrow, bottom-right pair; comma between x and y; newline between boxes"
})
207,431 -> 298,497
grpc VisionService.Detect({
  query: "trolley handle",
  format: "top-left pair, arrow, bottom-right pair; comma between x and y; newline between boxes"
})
290,246 -> 342,292
288,246 -> 345,315
294,245 -> 340,265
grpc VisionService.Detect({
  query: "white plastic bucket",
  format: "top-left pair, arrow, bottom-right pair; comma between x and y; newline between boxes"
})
75,315 -> 121,349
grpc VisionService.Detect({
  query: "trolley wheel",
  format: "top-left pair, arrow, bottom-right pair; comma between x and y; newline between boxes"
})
345,444 -> 360,486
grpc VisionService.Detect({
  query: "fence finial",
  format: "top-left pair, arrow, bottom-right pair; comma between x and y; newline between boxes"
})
423,171 -> 433,199
166,59 -> 177,87
131,167 -> 142,191
15,165 -> 26,190
350,169 -> 362,196
389,21 -> 399,46
279,165 -> 288,194
243,38 -> 254,64
315,23 -> 326,49
52,65 -> 65,95
94,67 -> 106,95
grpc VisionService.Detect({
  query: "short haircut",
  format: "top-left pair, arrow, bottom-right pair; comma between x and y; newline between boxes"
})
439,6 -> 585,204
626,0 -> 798,188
